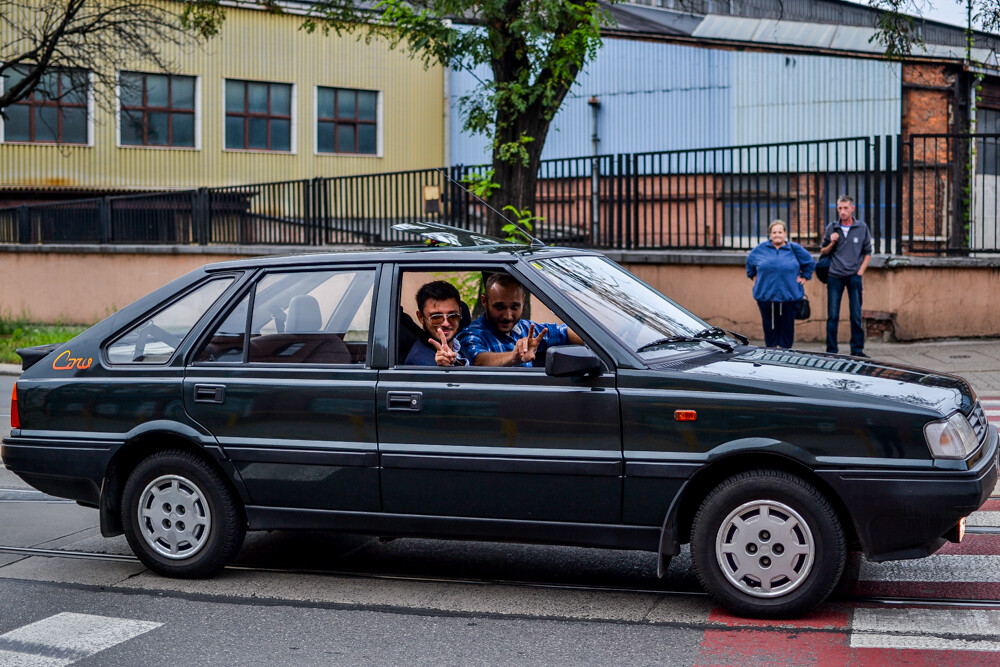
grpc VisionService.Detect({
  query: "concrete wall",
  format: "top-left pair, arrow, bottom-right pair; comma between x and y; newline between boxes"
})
1,246 -> 998,342
613,253 -> 1000,342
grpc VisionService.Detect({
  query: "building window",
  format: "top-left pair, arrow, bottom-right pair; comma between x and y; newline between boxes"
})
119,72 -> 196,147
1,66 -> 88,144
317,87 -> 377,155
225,79 -> 292,151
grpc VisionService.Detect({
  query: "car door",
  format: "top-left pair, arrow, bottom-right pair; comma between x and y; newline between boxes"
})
376,263 -> 622,524
184,265 -> 381,512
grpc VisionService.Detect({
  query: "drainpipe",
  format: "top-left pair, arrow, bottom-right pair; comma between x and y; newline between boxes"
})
588,96 -> 601,243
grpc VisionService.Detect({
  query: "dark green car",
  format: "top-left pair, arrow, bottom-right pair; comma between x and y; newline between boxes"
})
4,226 -> 997,618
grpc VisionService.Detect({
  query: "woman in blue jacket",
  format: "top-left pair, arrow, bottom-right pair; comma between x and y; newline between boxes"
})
746,220 -> 816,348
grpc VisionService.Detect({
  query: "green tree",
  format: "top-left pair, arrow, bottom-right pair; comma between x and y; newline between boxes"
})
304,0 -> 614,235
868,0 -> 1000,58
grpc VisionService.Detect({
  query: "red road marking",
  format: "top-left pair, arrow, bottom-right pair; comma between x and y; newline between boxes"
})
935,533 -> 1000,556
707,607 -> 849,629
980,499 -> 1000,512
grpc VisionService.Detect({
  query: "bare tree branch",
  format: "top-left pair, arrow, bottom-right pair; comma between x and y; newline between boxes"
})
1,0 -> 211,114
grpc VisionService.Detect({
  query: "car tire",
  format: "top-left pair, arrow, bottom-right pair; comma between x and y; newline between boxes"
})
690,469 -> 845,618
121,449 -> 245,578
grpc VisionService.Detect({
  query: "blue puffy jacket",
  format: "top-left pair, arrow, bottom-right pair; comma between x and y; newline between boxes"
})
746,241 -> 815,302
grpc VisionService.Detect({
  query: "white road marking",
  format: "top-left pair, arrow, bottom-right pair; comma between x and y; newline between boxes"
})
968,512 -> 1000,527
0,649 -> 66,667
851,608 -> 1000,652
859,555 -> 1000,582
0,613 -> 161,666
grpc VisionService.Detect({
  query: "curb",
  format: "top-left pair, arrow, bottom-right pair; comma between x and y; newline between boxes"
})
0,363 -> 22,376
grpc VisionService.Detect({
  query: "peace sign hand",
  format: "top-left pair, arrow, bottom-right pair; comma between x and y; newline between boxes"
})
429,326 -> 458,366
514,323 -> 548,363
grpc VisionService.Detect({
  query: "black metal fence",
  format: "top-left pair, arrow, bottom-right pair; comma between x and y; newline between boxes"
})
2,134 -> 998,254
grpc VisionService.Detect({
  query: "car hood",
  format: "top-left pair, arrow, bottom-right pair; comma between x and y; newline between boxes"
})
670,346 -> 975,416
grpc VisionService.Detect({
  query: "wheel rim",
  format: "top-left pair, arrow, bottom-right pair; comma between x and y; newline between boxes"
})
714,499 -> 815,598
136,474 -> 212,560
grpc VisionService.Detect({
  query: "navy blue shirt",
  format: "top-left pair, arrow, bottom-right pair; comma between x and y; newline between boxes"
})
746,241 -> 815,303
403,337 -> 469,366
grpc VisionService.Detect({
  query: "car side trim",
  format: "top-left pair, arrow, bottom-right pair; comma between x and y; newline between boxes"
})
625,461 -> 702,478
246,506 -> 660,551
225,447 -> 377,467
381,452 -> 622,476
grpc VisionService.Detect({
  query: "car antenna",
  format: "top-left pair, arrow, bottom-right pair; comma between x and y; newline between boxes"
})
435,169 -> 545,248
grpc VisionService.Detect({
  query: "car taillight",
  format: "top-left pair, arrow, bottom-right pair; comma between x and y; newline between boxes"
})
10,384 -> 18,429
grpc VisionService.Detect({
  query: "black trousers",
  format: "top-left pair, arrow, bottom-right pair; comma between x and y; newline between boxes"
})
757,300 -> 797,348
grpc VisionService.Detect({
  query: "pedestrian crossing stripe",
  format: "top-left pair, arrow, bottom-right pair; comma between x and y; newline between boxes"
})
0,613 -> 161,666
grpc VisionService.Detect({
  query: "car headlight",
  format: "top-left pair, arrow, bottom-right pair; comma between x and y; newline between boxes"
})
923,412 -> 979,459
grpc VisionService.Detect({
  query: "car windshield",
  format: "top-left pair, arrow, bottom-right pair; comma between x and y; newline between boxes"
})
532,255 -> 729,359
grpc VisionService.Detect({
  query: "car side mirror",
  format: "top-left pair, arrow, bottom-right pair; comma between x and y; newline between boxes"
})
545,346 -> 601,378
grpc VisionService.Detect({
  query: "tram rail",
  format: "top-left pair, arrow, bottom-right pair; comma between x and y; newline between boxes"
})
1,543 -> 999,613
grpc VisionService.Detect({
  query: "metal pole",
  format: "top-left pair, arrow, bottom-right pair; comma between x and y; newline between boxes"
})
588,96 -> 601,244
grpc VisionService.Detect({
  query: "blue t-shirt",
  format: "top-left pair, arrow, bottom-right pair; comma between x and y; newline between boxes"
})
458,314 -> 569,367
745,241 -> 815,303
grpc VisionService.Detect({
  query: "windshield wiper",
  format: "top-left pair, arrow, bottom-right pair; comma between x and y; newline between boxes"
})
693,327 -> 748,346
637,335 -> 733,354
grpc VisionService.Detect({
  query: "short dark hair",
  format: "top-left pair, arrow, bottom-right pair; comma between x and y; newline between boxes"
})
837,194 -> 854,205
484,273 -> 526,300
416,280 -> 462,312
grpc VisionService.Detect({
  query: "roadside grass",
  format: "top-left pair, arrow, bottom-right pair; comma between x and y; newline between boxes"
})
0,315 -> 88,364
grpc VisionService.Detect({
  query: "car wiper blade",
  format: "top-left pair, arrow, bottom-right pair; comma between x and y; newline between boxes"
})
693,327 -> 748,346
637,335 -> 733,353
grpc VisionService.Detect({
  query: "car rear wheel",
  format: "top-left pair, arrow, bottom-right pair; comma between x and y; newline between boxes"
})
122,450 -> 245,578
690,470 -> 845,618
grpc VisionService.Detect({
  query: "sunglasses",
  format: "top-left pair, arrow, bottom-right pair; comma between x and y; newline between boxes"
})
425,312 -> 461,325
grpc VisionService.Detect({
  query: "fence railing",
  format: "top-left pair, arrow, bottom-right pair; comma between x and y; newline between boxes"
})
2,134 -> 998,255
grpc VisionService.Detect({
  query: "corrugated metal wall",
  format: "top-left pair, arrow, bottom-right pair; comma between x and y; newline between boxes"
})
449,38 -> 901,164
732,51 -> 901,145
1,0 -> 446,192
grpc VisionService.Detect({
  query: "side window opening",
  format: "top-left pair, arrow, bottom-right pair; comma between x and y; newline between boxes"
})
239,269 -> 375,365
397,268 -> 571,368
106,277 -> 235,364
193,292 -> 250,363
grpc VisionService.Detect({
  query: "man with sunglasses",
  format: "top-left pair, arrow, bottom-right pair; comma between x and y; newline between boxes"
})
404,280 -> 470,366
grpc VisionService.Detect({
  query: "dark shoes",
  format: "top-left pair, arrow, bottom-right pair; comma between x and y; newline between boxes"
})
852,352 -> 870,358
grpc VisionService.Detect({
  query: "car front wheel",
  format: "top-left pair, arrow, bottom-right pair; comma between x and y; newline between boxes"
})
121,450 -> 245,578
690,469 -> 845,618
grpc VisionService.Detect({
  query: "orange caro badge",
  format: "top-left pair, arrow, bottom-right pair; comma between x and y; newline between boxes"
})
52,350 -> 93,371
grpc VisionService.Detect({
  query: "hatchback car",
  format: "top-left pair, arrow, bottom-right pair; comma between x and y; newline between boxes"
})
4,224 -> 997,618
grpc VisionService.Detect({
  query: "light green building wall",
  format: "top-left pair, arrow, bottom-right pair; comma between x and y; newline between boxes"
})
0,1 -> 446,193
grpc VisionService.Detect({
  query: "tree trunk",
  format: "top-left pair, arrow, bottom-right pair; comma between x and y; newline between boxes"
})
486,105 -> 555,239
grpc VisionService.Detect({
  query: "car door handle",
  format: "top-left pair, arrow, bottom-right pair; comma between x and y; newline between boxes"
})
387,391 -> 422,412
194,384 -> 226,404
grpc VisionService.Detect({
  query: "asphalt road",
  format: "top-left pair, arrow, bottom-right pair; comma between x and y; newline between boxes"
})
4,376 -> 1000,664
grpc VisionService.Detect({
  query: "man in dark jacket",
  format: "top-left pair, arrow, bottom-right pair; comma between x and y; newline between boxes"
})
404,281 -> 469,366
821,195 -> 872,357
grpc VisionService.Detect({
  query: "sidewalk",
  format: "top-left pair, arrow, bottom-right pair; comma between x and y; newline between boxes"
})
3,338 -> 998,392
780,338 -> 1000,394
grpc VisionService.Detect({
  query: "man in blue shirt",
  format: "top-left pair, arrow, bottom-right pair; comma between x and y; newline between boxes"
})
459,273 -> 583,367
403,281 -> 470,366
821,195 -> 873,358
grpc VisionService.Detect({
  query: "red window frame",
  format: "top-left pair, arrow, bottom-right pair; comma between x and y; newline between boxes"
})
225,80 -> 292,152
5,69 -> 88,144
119,72 -> 195,147
317,87 -> 377,155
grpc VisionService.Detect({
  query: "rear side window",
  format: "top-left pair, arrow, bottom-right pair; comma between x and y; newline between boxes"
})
196,269 -> 375,365
106,278 -> 234,364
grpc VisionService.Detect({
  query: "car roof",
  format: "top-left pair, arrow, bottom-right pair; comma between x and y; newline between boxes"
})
201,244 -> 605,273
